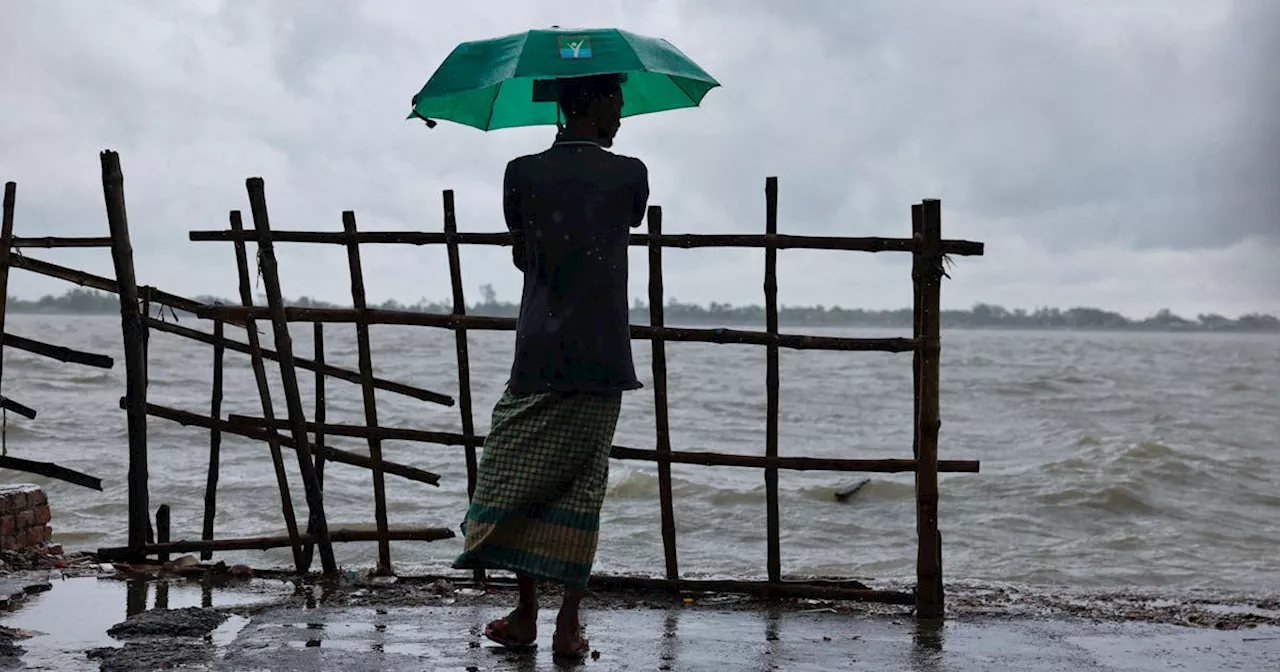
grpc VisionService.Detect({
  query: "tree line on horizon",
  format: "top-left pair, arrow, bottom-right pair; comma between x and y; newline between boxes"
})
7,286 -> 1279,332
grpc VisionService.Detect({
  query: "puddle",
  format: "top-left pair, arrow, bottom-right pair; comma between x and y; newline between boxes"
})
0,576 -> 290,670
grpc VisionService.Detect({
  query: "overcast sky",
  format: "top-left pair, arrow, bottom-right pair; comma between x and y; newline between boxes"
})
2,0 -> 1276,318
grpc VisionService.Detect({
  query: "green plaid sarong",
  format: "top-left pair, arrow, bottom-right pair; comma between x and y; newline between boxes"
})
452,388 -> 622,587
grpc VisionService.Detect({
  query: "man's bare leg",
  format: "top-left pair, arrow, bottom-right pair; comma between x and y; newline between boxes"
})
486,574 -> 538,646
554,585 -> 589,655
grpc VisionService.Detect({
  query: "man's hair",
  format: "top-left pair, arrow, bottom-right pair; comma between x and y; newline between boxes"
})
557,73 -> 626,120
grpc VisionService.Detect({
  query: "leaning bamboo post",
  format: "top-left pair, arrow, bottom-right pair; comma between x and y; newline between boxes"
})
200,319 -> 225,561
0,183 -> 16,413
244,180 -> 337,574
914,198 -> 944,617
301,322 -> 327,570
341,210 -> 393,576
442,190 -> 483,583
229,211 -> 307,571
763,177 -> 782,585
100,151 -> 150,562
647,205 -> 679,586
911,204 -> 923,460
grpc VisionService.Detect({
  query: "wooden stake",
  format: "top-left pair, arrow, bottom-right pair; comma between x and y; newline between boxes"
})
155,504 -> 170,564
229,211 -> 306,572
100,151 -> 149,563
914,199 -> 944,617
442,190 -> 484,584
2,333 -> 113,368
200,320 -> 225,561
764,177 -> 781,585
647,205 -> 679,586
244,179 -> 336,575
97,526 -> 454,559
342,210 -> 392,576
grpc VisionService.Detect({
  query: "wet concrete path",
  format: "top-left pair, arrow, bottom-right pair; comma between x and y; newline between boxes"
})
215,604 -> 1280,671
1,575 -> 1277,670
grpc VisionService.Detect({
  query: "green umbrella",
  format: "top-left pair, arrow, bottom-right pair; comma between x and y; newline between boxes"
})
408,28 -> 720,131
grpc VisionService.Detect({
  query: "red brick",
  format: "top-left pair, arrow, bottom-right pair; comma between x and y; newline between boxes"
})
44,544 -> 62,556
29,490 -> 46,507
32,505 -> 50,526
0,535 -> 13,552
0,495 -> 15,516
41,526 -> 51,542
0,515 -> 14,537
15,510 -> 34,531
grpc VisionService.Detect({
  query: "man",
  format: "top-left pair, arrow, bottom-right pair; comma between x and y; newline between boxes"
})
452,73 -> 648,659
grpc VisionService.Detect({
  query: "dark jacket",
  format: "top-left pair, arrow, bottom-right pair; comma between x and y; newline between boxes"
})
504,139 -> 649,394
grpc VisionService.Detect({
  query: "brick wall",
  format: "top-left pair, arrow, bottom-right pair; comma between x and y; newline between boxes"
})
0,484 -> 52,551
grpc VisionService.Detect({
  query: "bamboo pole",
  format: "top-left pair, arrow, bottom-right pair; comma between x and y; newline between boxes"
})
140,401 -> 442,485
0,183 -> 15,408
0,396 -> 36,420
223,414 -> 979,473
200,319 -> 225,561
97,526 -> 455,560
188,228 -> 986,257
763,177 -> 782,585
301,322 -> 326,571
914,199 -> 944,617
192,306 -> 919,353
143,315 -> 451,405
442,191 -> 478,502
647,205 -> 679,586
442,190 -> 484,584
341,211 -> 392,576
228,211 -> 306,571
10,236 -> 113,248
587,575 -> 914,605
912,204 -> 923,460
244,179 -> 336,574
2,333 -> 113,368
7,253 -> 220,321
100,151 -> 150,563
0,455 -> 101,490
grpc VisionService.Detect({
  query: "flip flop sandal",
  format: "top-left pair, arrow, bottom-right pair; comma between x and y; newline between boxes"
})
483,618 -> 537,651
551,631 -> 590,660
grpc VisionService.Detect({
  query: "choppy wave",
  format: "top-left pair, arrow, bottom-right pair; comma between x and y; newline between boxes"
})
2,315 -> 1277,596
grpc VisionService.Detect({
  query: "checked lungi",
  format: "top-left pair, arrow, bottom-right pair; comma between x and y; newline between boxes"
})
452,388 -> 622,587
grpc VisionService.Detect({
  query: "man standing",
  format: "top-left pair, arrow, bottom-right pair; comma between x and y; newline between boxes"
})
453,73 -> 648,659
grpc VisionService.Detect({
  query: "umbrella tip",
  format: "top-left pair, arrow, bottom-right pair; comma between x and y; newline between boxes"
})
422,118 -> 438,129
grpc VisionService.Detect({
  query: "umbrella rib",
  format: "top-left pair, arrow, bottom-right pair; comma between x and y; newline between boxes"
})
483,82 -> 504,131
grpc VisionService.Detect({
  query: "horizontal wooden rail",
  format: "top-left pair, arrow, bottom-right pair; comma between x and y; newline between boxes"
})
2,332 -> 113,368
0,455 -> 102,490
195,306 -> 917,353
135,400 -> 443,486
10,236 -> 114,248
144,316 -> 453,406
188,229 -> 985,256
96,526 -> 455,560
226,415 -> 981,474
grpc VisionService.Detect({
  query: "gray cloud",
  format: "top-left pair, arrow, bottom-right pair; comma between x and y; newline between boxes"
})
0,0 -> 1275,317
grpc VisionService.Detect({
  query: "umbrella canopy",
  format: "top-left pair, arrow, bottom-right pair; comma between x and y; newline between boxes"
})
409,28 -> 720,131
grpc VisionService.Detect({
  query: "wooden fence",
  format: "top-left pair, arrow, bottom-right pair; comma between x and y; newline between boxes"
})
6,150 -> 984,616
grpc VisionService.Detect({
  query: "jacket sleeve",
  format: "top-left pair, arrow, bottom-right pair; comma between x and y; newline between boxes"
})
503,159 -> 527,271
629,159 -> 650,228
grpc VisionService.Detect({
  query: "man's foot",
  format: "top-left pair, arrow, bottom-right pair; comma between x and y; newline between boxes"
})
483,608 -> 538,651
552,624 -> 590,660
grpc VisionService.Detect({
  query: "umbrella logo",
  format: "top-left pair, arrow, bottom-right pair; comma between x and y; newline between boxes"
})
557,36 -> 592,59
